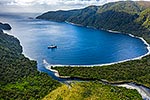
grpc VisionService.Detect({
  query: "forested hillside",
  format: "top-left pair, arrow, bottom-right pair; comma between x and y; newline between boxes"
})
37,1 -> 150,42
136,8 -> 150,29
0,23 -> 61,100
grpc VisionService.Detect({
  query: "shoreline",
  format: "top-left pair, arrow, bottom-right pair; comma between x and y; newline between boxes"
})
114,83 -> 150,99
43,59 -> 150,100
43,59 -> 70,78
3,30 -> 35,61
43,21 -> 150,67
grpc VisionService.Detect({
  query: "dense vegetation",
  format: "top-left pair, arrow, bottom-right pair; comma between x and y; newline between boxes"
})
37,1 -> 150,43
136,8 -> 150,29
43,82 -> 142,100
53,55 -> 150,87
0,23 -> 61,100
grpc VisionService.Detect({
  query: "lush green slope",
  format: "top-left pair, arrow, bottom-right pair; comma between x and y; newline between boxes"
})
43,82 -> 142,100
0,23 -> 61,100
136,8 -> 150,29
53,55 -> 150,87
97,1 -> 144,14
36,1 -> 150,43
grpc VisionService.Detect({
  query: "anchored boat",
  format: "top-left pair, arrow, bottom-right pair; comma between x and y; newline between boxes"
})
48,45 -> 57,49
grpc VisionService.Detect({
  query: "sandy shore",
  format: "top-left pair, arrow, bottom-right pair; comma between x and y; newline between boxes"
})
43,59 -> 70,78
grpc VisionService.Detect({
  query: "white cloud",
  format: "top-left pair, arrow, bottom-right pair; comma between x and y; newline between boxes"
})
1,0 -> 150,13
5,0 -> 115,6
1,0 -> 150,6
1,0 -> 149,7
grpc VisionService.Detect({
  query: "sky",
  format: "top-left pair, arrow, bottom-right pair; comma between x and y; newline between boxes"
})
0,0 -> 149,13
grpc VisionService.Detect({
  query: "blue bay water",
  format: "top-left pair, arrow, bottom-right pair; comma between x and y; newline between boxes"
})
0,13 -> 148,79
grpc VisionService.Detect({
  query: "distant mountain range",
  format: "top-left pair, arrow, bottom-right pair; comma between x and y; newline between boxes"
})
37,1 -> 150,43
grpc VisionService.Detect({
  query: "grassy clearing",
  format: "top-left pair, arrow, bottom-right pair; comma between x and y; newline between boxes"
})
43,82 -> 142,100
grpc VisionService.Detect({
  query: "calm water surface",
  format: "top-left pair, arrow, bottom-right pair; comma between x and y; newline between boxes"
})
0,13 -> 148,79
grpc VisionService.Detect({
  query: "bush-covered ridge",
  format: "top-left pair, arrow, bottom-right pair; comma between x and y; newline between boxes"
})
36,1 -> 150,43
43,82 -> 142,100
0,23 -> 61,100
136,8 -> 150,29
97,1 -> 144,14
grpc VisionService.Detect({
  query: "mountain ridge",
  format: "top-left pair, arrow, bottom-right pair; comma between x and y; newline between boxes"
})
36,1 -> 150,43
